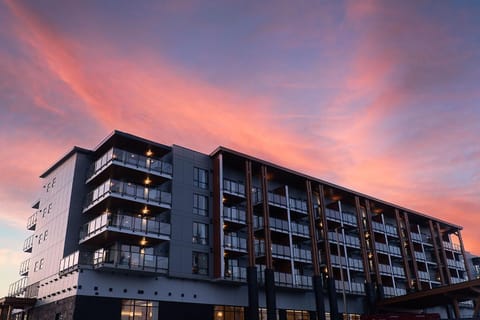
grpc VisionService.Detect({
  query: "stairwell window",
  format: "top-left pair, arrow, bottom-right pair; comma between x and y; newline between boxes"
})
193,194 -> 208,216
192,222 -> 208,245
193,167 -> 208,189
192,251 -> 208,275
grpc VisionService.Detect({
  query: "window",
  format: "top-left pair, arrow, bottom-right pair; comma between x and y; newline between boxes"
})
286,310 -> 310,320
214,306 -> 245,320
193,194 -> 208,216
193,167 -> 208,189
121,300 -> 158,320
192,252 -> 208,275
192,222 -> 208,245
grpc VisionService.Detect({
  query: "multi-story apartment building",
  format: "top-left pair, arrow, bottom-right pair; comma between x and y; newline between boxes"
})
1,131 -> 477,320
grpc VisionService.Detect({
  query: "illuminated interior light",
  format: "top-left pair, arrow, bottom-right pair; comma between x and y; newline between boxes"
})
144,177 -> 152,185
140,237 -> 147,246
142,206 -> 149,214
146,149 -> 153,157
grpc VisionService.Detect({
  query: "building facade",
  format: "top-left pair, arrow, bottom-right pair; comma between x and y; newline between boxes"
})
5,131 -> 475,320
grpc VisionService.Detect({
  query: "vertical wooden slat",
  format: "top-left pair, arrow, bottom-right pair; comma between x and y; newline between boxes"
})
395,209 -> 413,291
354,196 -> 371,283
260,165 -> 273,268
457,230 -> 472,280
365,200 -> 382,286
318,185 -> 333,276
306,180 -> 320,275
436,222 -> 452,285
212,155 -> 222,278
429,220 -> 446,284
245,160 -> 255,267
403,212 -> 421,291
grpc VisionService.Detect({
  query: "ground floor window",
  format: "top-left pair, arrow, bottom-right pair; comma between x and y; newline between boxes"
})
214,306 -> 244,320
121,300 -> 158,320
286,309 -> 310,320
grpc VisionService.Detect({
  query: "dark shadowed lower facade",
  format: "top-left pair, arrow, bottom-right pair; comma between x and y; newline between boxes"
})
2,131 -> 479,320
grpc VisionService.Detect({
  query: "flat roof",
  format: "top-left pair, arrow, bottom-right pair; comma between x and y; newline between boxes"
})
40,146 -> 92,178
378,278 -> 480,310
210,146 -> 462,230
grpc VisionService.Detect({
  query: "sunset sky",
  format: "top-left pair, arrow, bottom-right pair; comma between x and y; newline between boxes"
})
0,0 -> 479,296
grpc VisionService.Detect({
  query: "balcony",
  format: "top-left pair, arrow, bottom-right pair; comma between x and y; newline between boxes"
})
295,274 -> 313,288
255,242 -> 291,260
27,212 -> 37,230
348,258 -> 364,271
379,264 -> 392,275
253,216 -> 309,238
223,207 -> 246,224
328,231 -> 361,248
372,221 -> 384,232
410,232 -> 422,242
384,286 -> 406,297
223,179 -> 245,197
59,250 -> 93,275
392,266 -> 405,277
292,248 -> 312,263
385,224 -> 398,236
86,147 -> 172,183
443,241 -> 461,252
418,270 -> 430,280
289,197 -> 307,214
224,235 -> 247,252
335,280 -> 365,295
224,266 -> 247,281
446,258 -> 465,270
414,251 -> 426,261
19,259 -> 30,276
79,211 -> 171,245
84,179 -> 172,212
8,277 -> 27,297
23,235 -> 34,253
93,248 -> 168,274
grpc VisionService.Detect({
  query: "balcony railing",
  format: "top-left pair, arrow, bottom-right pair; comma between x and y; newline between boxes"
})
446,258 -> 465,270
293,248 -> 312,262
348,258 -> 364,271
87,147 -> 172,181
27,212 -> 37,230
379,264 -> 392,275
19,259 -> 30,276
410,232 -> 422,242
59,250 -> 93,275
93,248 -> 168,274
84,179 -> 171,210
328,232 -> 361,247
414,251 -> 426,261
23,235 -> 34,253
384,286 -> 406,297
224,235 -> 247,251
223,179 -> 245,197
385,224 -> 398,236
224,266 -> 247,281
289,197 -> 307,213
335,280 -> 365,294
254,216 -> 310,237
223,207 -> 246,224
442,241 -> 461,252
392,266 -> 405,277
79,211 -> 171,243
8,277 -> 27,297
418,271 -> 430,280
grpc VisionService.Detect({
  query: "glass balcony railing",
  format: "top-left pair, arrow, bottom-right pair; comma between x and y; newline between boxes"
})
253,216 -> 310,237
223,179 -> 245,196
295,274 -> 313,288
392,266 -> 405,277
325,209 -> 341,221
414,251 -> 426,261
19,259 -> 30,276
87,147 -> 172,181
384,286 -> 406,297
59,250 -> 93,275
79,211 -> 171,242
379,264 -> 392,275
224,266 -> 247,281
442,241 -> 461,252
224,235 -> 247,251
8,277 -> 27,297
223,207 -> 246,224
289,197 -> 307,213
385,224 -> 398,236
446,259 -> 465,270
389,245 -> 401,256
23,235 -> 34,252
328,232 -> 361,247
335,280 -> 365,295
84,179 -> 171,210
256,265 -> 312,289
348,258 -> 364,271
27,212 -> 37,230
93,248 -> 168,274
410,232 -> 422,242
372,221 -> 384,232
293,248 -> 312,262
